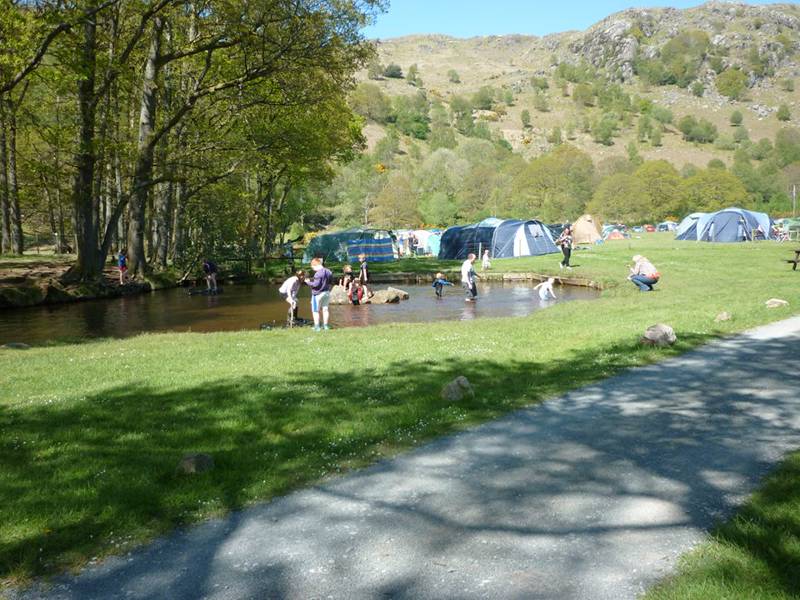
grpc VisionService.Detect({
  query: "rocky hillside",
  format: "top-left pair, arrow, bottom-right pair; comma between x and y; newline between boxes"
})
358,2 -> 800,164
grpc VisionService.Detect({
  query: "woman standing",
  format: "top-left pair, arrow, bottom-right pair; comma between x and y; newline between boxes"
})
556,226 -> 573,270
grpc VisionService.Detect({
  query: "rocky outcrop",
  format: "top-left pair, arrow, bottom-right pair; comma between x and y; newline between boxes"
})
639,323 -> 677,347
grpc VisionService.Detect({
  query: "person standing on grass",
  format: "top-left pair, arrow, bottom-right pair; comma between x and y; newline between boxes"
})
117,249 -> 129,285
556,226 -> 573,270
481,249 -> 491,271
358,253 -> 373,298
279,270 -> 305,323
628,255 -> 660,292
203,258 -> 219,293
306,258 -> 333,331
461,253 -> 479,302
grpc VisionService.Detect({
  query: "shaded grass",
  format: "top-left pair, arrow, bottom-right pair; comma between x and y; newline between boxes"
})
644,451 -> 800,600
1,235 -> 799,585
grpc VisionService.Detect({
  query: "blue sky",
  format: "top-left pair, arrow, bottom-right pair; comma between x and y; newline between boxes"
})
363,1 -> 778,39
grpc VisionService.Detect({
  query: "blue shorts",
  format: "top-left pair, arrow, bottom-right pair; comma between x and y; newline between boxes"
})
311,291 -> 330,312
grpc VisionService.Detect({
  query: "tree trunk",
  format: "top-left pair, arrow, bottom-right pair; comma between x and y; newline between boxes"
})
0,101 -> 9,254
7,100 -> 23,254
171,179 -> 187,263
127,16 -> 163,277
70,14 -> 101,280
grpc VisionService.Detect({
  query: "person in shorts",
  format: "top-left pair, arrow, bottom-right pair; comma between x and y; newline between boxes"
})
305,258 -> 333,331
117,249 -> 129,285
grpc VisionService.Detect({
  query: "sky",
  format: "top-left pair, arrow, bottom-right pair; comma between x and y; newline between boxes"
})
363,0 -> 779,39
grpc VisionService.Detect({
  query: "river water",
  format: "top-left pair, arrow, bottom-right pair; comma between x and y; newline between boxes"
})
0,281 -> 599,345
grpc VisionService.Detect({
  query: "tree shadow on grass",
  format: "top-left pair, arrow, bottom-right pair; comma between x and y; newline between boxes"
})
3,330 -> 800,598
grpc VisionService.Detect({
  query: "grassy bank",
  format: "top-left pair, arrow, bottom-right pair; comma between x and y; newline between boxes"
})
645,450 -> 800,600
1,235 -> 799,585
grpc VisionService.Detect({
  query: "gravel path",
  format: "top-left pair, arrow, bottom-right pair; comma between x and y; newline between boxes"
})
14,317 -> 800,600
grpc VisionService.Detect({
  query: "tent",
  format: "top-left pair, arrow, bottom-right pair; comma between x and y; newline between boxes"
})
695,208 -> 772,242
303,228 -> 396,263
604,229 -> 627,241
674,213 -> 706,240
438,218 -> 558,260
571,214 -> 602,244
657,221 -> 678,232
416,230 -> 442,256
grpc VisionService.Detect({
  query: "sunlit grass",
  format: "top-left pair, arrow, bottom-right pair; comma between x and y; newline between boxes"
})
1,234 -> 799,585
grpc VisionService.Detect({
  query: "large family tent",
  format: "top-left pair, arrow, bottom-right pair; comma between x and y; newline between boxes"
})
571,214 -> 602,244
303,228 -> 396,263
438,218 -> 558,259
674,213 -> 706,240
695,208 -> 772,242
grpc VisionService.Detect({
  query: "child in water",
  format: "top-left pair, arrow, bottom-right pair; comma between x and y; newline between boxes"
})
481,249 -> 491,271
279,270 -> 305,322
339,264 -> 354,290
533,277 -> 557,301
348,280 -> 365,305
432,272 -> 454,298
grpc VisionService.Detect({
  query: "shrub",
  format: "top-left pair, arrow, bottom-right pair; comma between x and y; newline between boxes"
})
521,109 -> 531,129
708,158 -> 726,170
733,126 -> 749,144
472,86 -> 495,110
777,104 -> 791,122
730,110 -> 743,127
691,81 -> 705,97
533,91 -> 549,113
650,126 -> 662,147
592,114 -> 618,146
384,63 -> 403,78
716,69 -> 748,100
573,83 -> 594,107
651,106 -> 673,125
781,79 -> 795,92
447,69 -> 460,84
678,115 -> 718,143
548,127 -> 562,145
531,76 -> 549,91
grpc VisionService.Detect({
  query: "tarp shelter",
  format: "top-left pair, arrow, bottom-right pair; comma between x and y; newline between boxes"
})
674,213 -> 706,240
572,214 -> 602,244
695,208 -> 772,242
303,228 -> 396,263
415,230 -> 441,256
438,218 -> 558,259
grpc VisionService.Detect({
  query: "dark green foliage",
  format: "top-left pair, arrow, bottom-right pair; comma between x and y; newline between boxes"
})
650,126 -> 662,147
707,158 -> 726,170
393,91 -> 430,139
555,61 -> 594,84
650,105 -> 673,125
384,63 -> 403,78
472,86 -> 495,111
447,69 -> 460,84
777,104 -> 791,122
472,120 -> 491,140
691,81 -> 705,97
450,95 -> 474,135
749,138 -> 773,161
775,128 -> 800,167
592,113 -> 618,146
678,115 -> 718,143
733,126 -> 749,144
730,110 -> 743,126
636,30 -> 709,87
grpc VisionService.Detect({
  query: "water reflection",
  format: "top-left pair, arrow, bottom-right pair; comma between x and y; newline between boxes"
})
0,282 -> 599,345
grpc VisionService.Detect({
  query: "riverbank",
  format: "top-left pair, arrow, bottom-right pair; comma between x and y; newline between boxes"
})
1,236 -> 798,586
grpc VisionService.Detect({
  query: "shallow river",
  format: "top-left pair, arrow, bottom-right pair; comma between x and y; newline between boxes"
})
0,281 -> 599,345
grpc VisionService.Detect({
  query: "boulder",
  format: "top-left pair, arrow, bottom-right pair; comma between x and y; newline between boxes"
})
441,376 -> 475,402
714,311 -> 732,322
176,453 -> 214,475
329,285 -> 349,305
765,298 -> 789,309
368,289 -> 401,304
639,323 -> 677,347
386,286 -> 410,300
2,342 -> 31,350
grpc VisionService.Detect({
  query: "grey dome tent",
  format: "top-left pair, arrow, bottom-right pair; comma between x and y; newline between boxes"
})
674,213 -> 706,241
696,208 -> 772,242
438,218 -> 558,259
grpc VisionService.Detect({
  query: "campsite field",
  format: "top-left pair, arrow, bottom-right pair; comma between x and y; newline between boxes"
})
1,234 -> 799,587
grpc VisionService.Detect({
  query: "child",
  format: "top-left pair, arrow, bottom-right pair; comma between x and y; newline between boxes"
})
358,253 -> 372,298
202,258 -> 218,293
348,280 -> 365,305
339,264 -> 354,290
533,277 -> 557,300
117,249 -> 129,285
461,253 -> 479,302
432,272 -> 454,298
279,270 -> 305,323
481,249 -> 491,271
304,258 -> 333,331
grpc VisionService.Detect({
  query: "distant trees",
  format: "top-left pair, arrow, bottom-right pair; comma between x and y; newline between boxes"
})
384,63 -> 403,78
716,69 -> 748,100
635,30 -> 709,88
678,116 -> 718,143
447,69 -> 461,84
406,64 -> 422,87
472,86 -> 495,111
350,83 -> 393,123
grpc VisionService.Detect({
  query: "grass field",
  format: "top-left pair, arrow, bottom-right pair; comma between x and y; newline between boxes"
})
2,234 -> 799,589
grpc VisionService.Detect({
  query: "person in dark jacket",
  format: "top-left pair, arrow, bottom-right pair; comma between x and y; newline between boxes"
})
202,258 -> 218,293
305,258 -> 333,331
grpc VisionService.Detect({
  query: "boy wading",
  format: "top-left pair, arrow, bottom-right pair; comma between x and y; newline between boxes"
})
461,253 -> 478,302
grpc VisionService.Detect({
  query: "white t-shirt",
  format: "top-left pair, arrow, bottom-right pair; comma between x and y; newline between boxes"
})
461,260 -> 475,285
279,276 -> 301,299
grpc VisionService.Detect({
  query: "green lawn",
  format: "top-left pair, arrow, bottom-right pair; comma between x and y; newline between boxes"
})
1,234 -> 799,587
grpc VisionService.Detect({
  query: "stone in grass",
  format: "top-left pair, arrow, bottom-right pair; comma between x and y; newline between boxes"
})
639,324 -> 677,347
765,298 -> 789,309
715,311 -> 732,323
176,453 -> 215,475
2,342 -> 30,350
386,286 -> 410,300
441,376 -> 475,402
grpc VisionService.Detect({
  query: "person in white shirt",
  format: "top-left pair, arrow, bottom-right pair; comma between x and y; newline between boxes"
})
279,270 -> 305,322
481,249 -> 491,271
533,277 -> 557,300
461,253 -> 479,302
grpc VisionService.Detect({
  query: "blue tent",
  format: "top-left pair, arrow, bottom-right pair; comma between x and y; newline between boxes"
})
438,218 -> 558,259
675,213 -> 706,240
696,208 -> 772,242
346,237 -> 395,262
303,228 -> 396,262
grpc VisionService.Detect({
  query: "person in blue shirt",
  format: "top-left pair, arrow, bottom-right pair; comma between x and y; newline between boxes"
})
432,272 -> 454,298
117,249 -> 129,285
